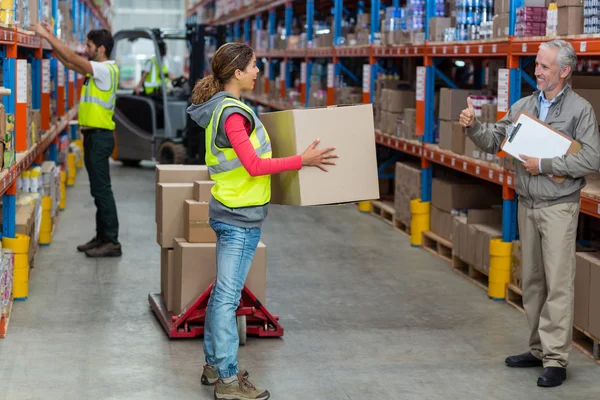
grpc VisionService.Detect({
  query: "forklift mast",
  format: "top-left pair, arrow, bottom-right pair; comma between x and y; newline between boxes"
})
183,23 -> 227,164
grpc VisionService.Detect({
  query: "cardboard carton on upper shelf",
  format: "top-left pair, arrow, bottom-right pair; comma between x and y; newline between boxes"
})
429,17 -> 453,42
439,121 -> 466,155
439,88 -> 484,121
557,6 -> 583,36
259,104 -> 380,206
382,89 -> 416,113
171,239 -> 267,315
557,0 -> 583,6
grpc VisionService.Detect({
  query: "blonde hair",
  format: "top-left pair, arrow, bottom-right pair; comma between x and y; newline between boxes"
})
191,42 -> 255,104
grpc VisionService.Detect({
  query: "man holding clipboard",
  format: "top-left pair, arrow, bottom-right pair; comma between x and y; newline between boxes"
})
460,40 -> 600,388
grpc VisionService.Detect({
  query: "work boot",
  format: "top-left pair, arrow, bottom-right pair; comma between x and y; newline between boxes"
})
214,376 -> 270,400
85,242 -> 122,258
201,365 -> 249,386
537,367 -> 567,387
505,352 -> 543,368
77,236 -> 100,252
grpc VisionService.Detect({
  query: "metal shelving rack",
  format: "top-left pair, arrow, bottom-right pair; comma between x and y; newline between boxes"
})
0,0 -> 110,337
185,0 -> 600,243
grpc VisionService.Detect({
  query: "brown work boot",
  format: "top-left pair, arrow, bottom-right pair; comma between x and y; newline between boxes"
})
201,365 -> 249,386
77,236 -> 100,252
85,242 -> 122,258
214,375 -> 270,400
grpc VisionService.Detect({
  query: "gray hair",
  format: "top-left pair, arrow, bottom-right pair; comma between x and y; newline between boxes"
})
539,40 -> 577,78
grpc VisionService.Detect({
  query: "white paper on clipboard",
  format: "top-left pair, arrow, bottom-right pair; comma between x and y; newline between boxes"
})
501,113 -> 572,163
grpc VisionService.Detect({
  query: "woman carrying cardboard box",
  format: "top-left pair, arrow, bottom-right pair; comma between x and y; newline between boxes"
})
186,42 -> 337,400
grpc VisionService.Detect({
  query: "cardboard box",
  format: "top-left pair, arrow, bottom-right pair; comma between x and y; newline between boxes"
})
557,0 -> 583,7
493,13 -> 510,39
184,200 -> 216,243
430,206 -> 454,242
439,88 -> 483,121
452,216 -> 468,261
557,7 -> 583,36
572,75 -> 600,90
161,248 -> 174,311
382,89 -> 416,113
438,120 -> 453,152
194,181 -> 215,202
475,224 -> 503,274
432,178 -> 501,213
575,252 -> 595,330
464,137 -> 483,159
394,161 -> 421,225
156,183 -> 194,248
588,253 -> 600,338
495,0 -> 510,14
429,17 -> 453,42
156,165 -> 210,223
260,104 -> 379,206
512,240 -> 522,288
171,239 -> 267,314
573,89 -> 600,122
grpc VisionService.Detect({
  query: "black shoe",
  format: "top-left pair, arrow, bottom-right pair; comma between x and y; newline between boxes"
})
505,352 -> 543,368
85,242 -> 122,258
77,236 -> 100,252
537,367 -> 567,387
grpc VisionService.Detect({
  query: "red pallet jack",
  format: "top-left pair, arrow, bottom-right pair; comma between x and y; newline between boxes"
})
149,283 -> 284,344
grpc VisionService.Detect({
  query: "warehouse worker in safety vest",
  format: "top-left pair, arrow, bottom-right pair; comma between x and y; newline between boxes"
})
32,21 -> 122,258
460,40 -> 600,388
187,42 -> 337,400
134,42 -> 175,95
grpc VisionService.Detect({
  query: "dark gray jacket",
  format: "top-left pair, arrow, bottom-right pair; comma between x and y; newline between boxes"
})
466,85 -> 600,209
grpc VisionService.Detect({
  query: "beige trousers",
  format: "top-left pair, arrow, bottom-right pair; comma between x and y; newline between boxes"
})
518,201 -> 580,368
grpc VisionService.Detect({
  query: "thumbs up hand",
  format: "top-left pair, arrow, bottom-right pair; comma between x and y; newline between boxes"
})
459,97 -> 476,128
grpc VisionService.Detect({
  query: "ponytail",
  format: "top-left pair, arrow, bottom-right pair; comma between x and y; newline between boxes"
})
191,75 -> 224,105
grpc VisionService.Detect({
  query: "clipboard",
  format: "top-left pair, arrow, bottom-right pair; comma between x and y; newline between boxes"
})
501,112 -> 581,184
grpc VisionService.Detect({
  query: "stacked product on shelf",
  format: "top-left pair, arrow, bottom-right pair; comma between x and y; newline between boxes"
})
307,64 -> 328,108
515,6 -> 547,37
493,0 -> 510,38
155,165 -> 268,315
456,0 -> 495,41
373,77 -> 415,136
394,161 -> 421,228
584,0 -> 600,34
437,88 -> 485,156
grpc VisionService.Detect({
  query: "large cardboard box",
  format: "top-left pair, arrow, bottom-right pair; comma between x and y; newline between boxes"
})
575,252 -> 595,330
260,104 -> 379,206
452,216 -> 468,261
184,200 -> 216,243
161,248 -> 175,311
171,239 -> 267,315
194,181 -> 215,202
430,206 -> 454,242
557,6 -> 583,36
432,178 -> 501,213
439,88 -> 483,121
381,89 -> 416,113
588,254 -> 600,339
156,183 -> 194,248
464,137 -> 483,159
429,17 -> 453,42
474,224 -> 503,274
439,121 -> 466,155
156,165 -> 210,223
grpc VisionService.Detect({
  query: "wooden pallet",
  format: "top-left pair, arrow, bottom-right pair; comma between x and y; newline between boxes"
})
422,231 -> 452,264
392,217 -> 410,237
505,283 -> 524,313
573,326 -> 600,365
452,256 -> 489,292
370,201 -> 395,225
0,299 -> 13,338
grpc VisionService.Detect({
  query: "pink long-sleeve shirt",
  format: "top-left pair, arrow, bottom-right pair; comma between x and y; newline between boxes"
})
224,113 -> 302,176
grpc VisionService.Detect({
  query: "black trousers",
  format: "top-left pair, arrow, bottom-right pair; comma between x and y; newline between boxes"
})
82,129 -> 119,244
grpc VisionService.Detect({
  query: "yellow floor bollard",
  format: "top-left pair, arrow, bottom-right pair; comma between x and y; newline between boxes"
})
488,239 -> 512,300
357,201 -> 371,213
60,170 -> 67,210
39,196 -> 53,245
67,153 -> 76,186
410,199 -> 430,247
2,234 -> 31,300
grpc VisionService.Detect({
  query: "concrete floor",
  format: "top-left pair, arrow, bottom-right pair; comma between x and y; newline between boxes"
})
0,162 -> 599,400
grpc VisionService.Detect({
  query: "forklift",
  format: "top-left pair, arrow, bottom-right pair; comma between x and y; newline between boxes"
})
110,24 -> 226,166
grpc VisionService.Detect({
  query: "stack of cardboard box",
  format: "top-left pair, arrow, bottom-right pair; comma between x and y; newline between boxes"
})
335,86 -> 363,106
557,0 -> 584,36
574,252 -> 600,339
493,0 -> 510,39
380,89 -> 416,136
438,88 -> 483,155
398,108 -> 417,140
394,161 -> 421,226
452,209 -> 503,274
156,165 -> 268,315
428,17 -> 453,42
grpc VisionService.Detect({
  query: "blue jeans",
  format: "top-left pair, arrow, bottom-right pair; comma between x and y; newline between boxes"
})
204,219 -> 262,378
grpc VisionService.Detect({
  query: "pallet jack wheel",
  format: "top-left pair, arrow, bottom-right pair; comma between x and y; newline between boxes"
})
236,315 -> 247,345
158,141 -> 186,164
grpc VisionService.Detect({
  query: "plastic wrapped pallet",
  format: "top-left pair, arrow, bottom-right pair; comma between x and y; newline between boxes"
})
394,161 -> 421,226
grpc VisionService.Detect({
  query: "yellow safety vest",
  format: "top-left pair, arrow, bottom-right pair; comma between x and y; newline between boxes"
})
79,62 -> 119,130
144,57 -> 169,94
205,98 -> 272,208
